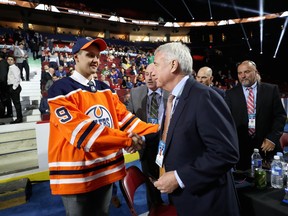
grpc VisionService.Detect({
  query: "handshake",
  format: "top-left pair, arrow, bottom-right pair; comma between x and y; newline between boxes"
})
125,132 -> 145,154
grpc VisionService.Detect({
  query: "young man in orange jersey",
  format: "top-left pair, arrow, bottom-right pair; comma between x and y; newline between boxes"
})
47,37 -> 158,216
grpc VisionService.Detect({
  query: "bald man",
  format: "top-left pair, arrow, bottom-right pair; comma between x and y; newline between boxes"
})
196,66 -> 225,97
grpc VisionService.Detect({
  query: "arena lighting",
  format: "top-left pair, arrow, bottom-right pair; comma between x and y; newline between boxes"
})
1,0 -> 286,28
181,0 -> 194,20
259,0 -> 264,54
154,0 -> 177,21
208,0 -> 213,20
273,17 -> 288,58
164,22 -> 180,27
35,4 -> 59,12
213,2 -> 265,16
218,19 -> 235,26
280,11 -> 288,17
108,15 -> 126,23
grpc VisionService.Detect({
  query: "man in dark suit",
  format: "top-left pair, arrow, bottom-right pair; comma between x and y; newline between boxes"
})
0,52 -> 12,120
196,66 -> 225,97
152,42 -> 240,216
126,63 -> 169,209
225,60 -> 286,171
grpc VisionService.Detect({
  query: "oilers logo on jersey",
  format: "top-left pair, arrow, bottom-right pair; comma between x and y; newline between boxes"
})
86,105 -> 114,128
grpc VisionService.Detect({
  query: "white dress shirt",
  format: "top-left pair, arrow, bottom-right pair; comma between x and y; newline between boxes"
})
7,64 -> 21,90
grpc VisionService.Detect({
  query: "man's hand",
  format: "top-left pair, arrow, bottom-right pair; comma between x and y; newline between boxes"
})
261,138 -> 275,152
154,171 -> 179,194
125,132 -> 144,153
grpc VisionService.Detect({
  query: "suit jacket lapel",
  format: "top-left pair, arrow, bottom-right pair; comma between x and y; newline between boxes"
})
256,82 -> 263,115
164,78 -> 193,150
139,87 -> 148,121
236,85 -> 248,117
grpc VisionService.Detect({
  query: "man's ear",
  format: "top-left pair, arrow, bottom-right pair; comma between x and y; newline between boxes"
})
73,53 -> 78,62
171,60 -> 178,72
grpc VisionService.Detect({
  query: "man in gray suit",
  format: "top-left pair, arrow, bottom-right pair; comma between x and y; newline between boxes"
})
13,43 -> 30,81
126,63 -> 169,208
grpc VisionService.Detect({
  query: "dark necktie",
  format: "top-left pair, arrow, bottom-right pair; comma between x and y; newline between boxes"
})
159,94 -> 175,177
246,87 -> 255,135
150,92 -> 159,119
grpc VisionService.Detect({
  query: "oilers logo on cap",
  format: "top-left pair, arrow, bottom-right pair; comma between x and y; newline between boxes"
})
86,105 -> 114,128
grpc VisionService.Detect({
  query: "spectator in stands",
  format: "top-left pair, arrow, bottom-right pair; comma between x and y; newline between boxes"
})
121,75 -> 127,89
121,54 -> 131,70
13,29 -> 23,45
48,52 -> 60,70
29,38 -> 39,60
41,67 -> 56,95
59,53 -> 66,67
47,38 -> 54,52
135,73 -> 146,87
100,74 -> 110,86
126,76 -> 134,89
13,42 -> 30,81
130,64 -> 138,75
55,65 -> 67,78
119,67 -> 127,78
140,53 -> 148,67
147,51 -> 154,64
101,64 -> 110,77
7,55 -> 23,124
196,66 -> 225,97
110,68 -> 119,85
225,60 -> 287,170
1,46 -> 10,59
111,63 -> 122,79
0,52 -> 12,119
65,53 -> 75,67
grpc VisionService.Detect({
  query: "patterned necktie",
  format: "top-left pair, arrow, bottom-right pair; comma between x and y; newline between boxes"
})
159,94 -> 175,176
247,87 -> 255,135
162,94 -> 175,142
159,94 -> 175,177
150,92 -> 158,119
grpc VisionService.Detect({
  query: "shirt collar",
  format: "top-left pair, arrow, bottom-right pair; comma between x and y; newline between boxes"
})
243,81 -> 257,91
70,70 -> 91,86
171,75 -> 189,98
148,88 -> 162,96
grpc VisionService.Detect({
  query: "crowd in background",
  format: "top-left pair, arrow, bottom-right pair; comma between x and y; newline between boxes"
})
0,27 -> 287,120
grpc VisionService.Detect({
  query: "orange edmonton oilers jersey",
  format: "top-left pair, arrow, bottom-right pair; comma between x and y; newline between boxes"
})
47,73 -> 158,195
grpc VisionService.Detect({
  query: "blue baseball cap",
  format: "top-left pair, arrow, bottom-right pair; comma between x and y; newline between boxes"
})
72,37 -> 107,54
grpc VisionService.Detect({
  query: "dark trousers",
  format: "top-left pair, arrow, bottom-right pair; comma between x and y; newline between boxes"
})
61,184 -> 113,216
9,85 -> 22,119
140,144 -> 163,209
32,50 -> 39,60
17,60 -> 30,81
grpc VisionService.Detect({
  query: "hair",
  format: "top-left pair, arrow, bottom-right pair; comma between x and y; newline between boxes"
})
154,42 -> 193,76
237,60 -> 257,70
7,55 -> 14,60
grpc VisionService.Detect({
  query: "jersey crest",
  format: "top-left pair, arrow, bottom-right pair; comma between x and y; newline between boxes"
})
86,105 -> 114,128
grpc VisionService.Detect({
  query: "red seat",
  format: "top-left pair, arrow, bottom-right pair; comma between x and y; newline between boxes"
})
119,166 -> 177,216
